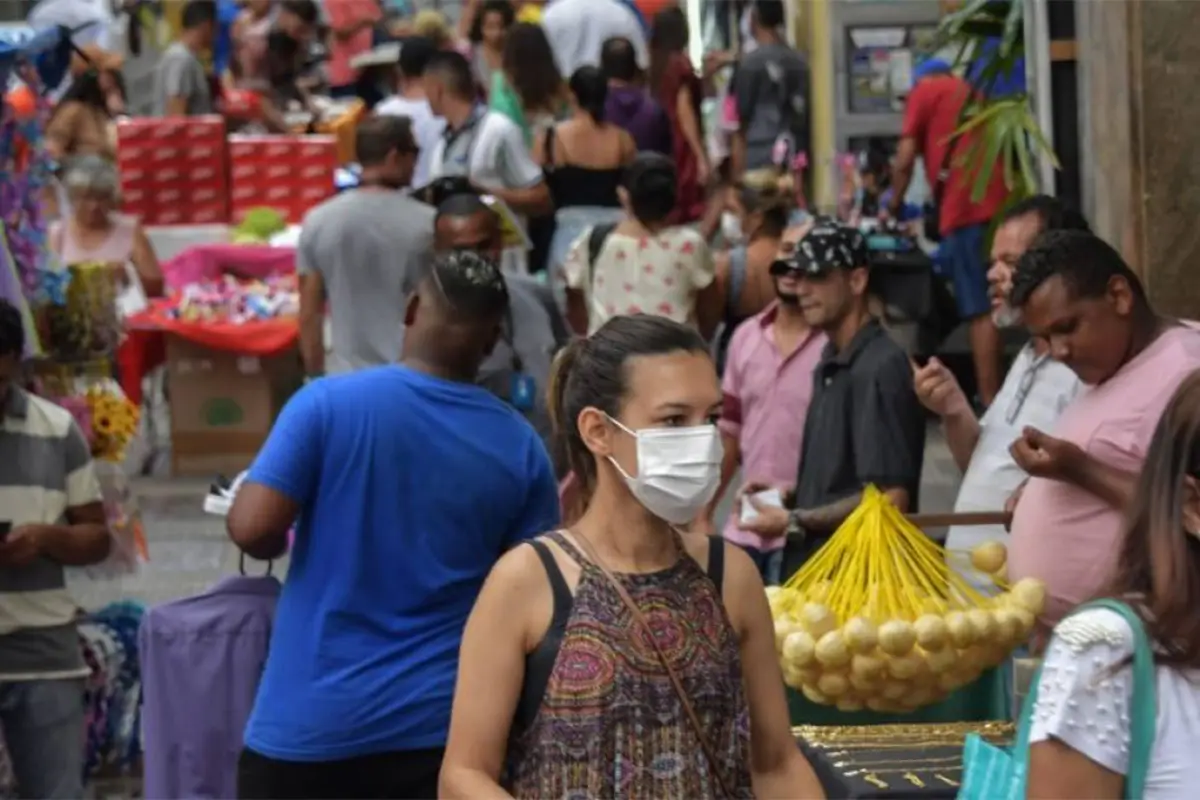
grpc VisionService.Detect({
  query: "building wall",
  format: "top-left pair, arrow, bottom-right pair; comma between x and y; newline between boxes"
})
1079,0 -> 1200,318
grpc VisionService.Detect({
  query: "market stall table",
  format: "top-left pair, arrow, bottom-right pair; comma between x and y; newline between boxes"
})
794,721 -> 1014,798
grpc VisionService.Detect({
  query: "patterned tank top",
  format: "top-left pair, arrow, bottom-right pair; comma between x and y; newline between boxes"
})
506,530 -> 753,798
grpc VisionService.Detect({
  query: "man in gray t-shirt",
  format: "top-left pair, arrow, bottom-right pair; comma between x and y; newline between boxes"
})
297,116 -> 435,377
153,0 -> 217,116
732,0 -> 810,172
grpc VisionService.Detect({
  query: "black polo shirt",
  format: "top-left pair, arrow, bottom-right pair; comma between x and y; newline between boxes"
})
793,318 -> 925,520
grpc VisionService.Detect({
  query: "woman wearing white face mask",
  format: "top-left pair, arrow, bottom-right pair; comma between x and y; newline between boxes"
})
440,314 -> 824,799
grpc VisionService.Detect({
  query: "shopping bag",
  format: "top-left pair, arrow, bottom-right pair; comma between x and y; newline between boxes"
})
958,599 -> 1157,799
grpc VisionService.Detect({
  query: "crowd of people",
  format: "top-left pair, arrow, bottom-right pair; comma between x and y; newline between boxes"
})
4,0 -> 1200,798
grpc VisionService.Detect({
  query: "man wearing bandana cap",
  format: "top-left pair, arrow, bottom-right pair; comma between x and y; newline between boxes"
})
740,219 -> 926,575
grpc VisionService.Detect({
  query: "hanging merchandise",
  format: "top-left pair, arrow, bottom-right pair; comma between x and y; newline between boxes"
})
769,486 -> 1046,713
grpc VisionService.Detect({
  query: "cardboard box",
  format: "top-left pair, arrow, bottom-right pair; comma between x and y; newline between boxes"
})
227,134 -> 337,223
117,117 -> 231,224
165,337 -> 302,476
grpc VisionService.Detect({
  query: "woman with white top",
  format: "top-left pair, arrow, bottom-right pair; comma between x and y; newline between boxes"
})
1025,368 -> 1200,798
562,153 -> 721,338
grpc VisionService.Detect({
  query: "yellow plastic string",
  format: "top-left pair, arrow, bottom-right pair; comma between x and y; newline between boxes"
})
780,485 -> 1008,622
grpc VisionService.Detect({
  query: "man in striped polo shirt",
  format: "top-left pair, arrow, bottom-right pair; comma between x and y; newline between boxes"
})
0,299 -> 112,799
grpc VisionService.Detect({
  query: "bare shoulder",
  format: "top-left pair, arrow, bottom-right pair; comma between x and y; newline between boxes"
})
489,539 -> 552,591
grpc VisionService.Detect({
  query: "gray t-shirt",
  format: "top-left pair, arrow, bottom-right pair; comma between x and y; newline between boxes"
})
153,41 -> 213,116
477,275 -> 570,452
733,43 -> 810,170
297,190 -> 436,374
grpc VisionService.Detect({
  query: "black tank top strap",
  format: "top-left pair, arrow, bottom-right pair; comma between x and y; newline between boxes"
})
706,535 -> 726,594
528,539 -> 573,626
543,124 -> 557,167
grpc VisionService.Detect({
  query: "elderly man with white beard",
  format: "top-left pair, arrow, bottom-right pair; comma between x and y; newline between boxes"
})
911,196 -> 1087,589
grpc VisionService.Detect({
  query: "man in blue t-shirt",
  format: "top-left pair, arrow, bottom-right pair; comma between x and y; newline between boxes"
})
227,250 -> 561,799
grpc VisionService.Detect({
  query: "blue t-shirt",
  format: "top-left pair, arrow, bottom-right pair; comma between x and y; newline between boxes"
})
242,366 -> 561,760
213,0 -> 242,75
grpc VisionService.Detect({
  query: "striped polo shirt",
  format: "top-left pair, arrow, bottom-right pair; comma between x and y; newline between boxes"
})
0,386 -> 101,679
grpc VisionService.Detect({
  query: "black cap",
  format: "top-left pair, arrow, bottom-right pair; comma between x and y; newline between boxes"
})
769,218 -> 870,277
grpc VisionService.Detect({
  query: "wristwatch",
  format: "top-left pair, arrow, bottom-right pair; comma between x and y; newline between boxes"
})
785,509 -> 806,542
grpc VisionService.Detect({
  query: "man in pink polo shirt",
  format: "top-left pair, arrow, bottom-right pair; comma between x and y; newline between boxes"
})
1007,230 -> 1200,631
695,227 -> 826,584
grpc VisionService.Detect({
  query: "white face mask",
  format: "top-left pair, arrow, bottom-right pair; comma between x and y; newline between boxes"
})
606,416 -> 724,525
721,212 -> 745,245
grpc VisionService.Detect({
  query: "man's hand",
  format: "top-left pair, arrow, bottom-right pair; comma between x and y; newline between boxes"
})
912,357 -> 971,418
1010,427 -> 1085,482
737,480 -> 794,506
0,525 -> 45,568
741,498 -> 789,538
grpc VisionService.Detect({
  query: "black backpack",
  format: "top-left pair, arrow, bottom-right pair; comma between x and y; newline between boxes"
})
586,223 -> 618,287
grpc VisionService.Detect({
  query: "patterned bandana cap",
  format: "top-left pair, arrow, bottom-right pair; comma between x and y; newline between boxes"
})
775,218 -> 870,276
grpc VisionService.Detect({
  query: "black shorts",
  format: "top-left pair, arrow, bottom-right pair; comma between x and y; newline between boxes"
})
237,745 -> 444,799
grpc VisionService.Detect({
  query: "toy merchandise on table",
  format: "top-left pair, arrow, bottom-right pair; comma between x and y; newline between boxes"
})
164,274 -> 298,324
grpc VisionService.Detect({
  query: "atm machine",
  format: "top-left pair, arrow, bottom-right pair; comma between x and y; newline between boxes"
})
828,0 -> 946,206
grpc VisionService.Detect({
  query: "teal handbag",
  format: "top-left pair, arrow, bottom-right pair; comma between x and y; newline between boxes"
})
958,599 -> 1158,799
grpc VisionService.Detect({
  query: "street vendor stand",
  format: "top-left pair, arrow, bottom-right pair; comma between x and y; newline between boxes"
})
124,243 -> 303,476
795,720 -> 1015,797
0,24 -> 146,794
786,509 -> 1011,727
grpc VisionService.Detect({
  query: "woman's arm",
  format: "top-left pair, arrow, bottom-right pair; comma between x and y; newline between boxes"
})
440,545 -> 547,799
617,129 -> 637,166
1028,740 -> 1122,799
565,287 -> 588,336
723,546 -> 825,798
676,83 -> 710,187
44,101 -> 83,160
129,223 -> 165,297
457,0 -> 481,40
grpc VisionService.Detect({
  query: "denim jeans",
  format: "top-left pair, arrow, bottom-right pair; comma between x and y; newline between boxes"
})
736,544 -> 785,586
0,678 -> 85,799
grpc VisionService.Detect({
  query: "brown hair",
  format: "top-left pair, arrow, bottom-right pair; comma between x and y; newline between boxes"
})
1103,367 -> 1200,669
502,22 -> 563,114
547,315 -> 709,521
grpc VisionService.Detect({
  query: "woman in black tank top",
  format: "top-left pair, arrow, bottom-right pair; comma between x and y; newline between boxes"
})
534,66 -> 636,311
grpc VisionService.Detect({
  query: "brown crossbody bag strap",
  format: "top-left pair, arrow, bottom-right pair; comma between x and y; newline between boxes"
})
571,532 -> 736,798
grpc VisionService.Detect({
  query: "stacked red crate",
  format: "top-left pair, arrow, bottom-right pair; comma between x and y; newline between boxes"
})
118,116 -> 229,225
228,135 -> 338,224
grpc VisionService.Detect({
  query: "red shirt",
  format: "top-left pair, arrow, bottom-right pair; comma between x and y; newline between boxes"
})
902,75 -> 1009,236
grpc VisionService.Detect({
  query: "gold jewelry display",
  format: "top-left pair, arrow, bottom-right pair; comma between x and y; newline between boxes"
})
848,766 -> 963,790
793,720 -> 1014,743
838,755 -> 960,771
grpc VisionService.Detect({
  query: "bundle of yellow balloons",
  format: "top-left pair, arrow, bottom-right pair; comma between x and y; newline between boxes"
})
769,486 -> 1045,713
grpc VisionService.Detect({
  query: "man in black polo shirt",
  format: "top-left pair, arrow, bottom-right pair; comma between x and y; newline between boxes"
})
742,220 -> 925,576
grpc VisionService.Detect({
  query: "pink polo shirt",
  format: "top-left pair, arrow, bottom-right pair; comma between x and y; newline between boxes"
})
1009,324 -> 1200,625
719,304 -> 826,551
326,0 -> 381,88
